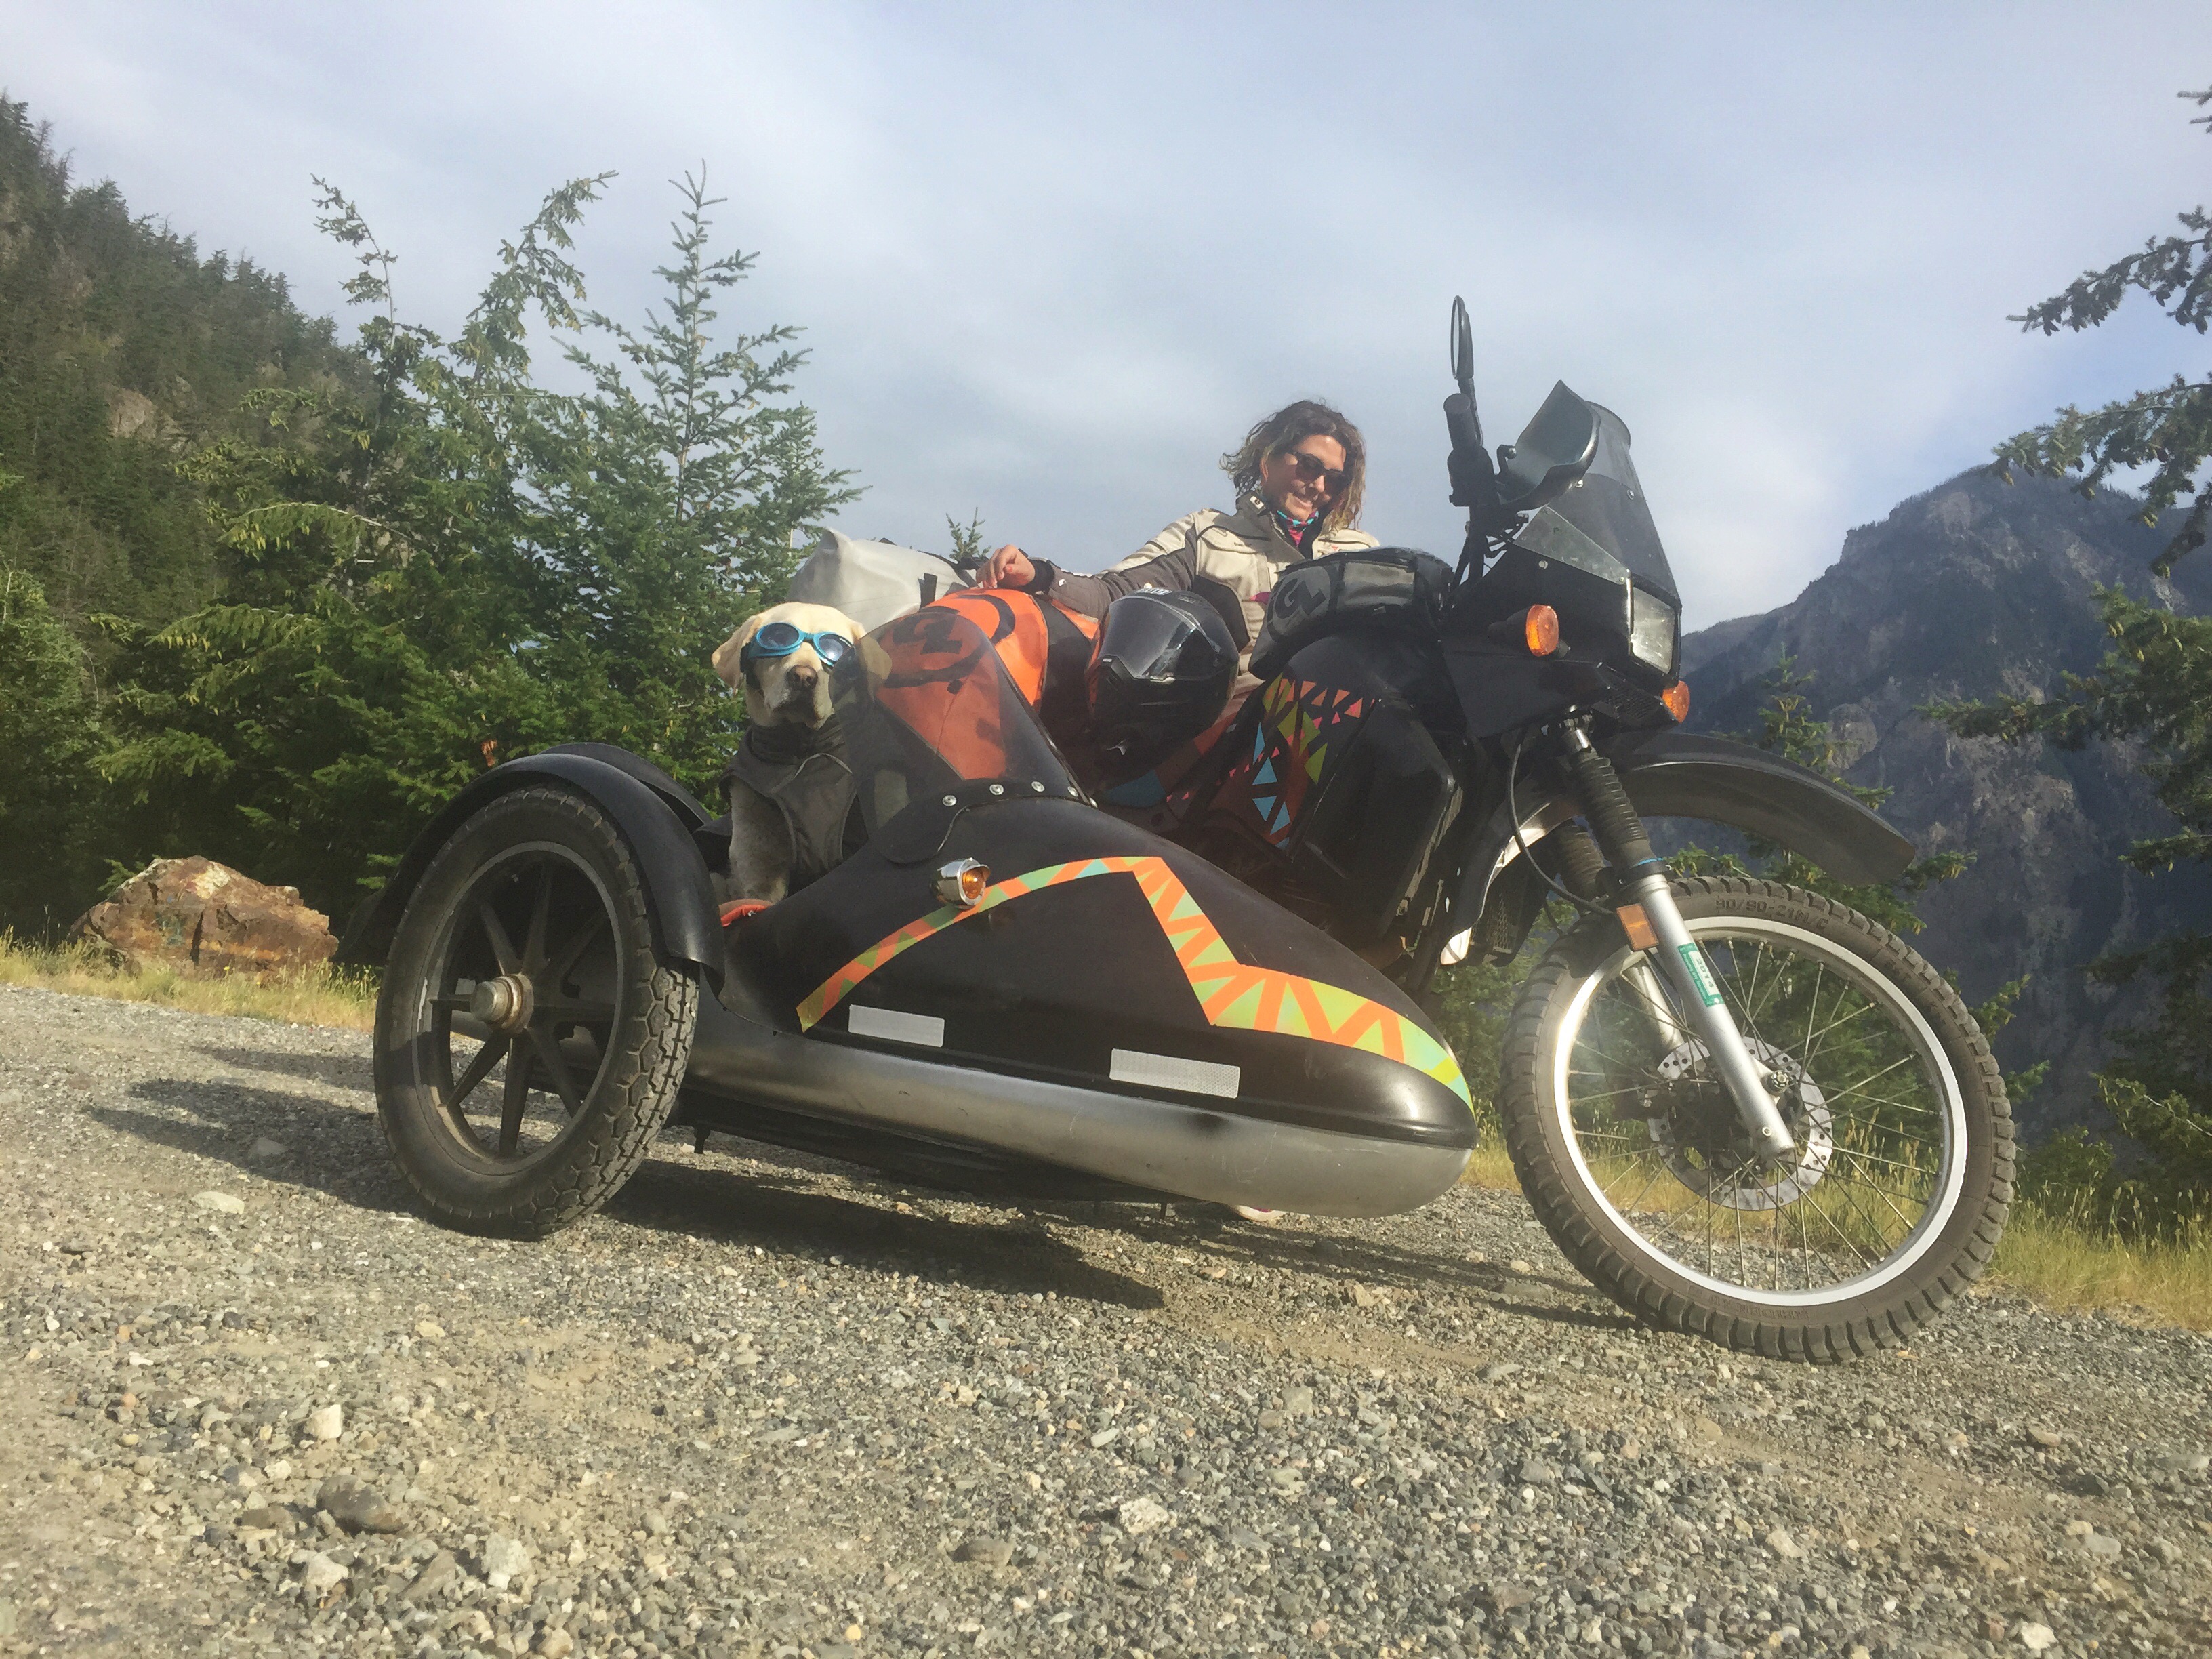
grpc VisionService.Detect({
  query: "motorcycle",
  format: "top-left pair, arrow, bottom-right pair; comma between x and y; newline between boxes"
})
343,300 -> 2010,1363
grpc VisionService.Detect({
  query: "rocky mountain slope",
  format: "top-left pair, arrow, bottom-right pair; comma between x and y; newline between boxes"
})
1678,470 -> 2212,1138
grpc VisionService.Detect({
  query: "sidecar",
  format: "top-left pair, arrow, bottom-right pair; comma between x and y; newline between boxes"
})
340,607 -> 1476,1237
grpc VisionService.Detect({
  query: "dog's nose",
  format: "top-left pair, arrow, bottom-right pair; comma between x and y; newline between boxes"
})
787,663 -> 818,689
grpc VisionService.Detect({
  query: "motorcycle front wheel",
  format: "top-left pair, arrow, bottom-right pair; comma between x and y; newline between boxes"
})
1498,876 -> 2012,1363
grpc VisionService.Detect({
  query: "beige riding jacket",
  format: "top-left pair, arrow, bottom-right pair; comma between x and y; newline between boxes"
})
1029,493 -> 1380,659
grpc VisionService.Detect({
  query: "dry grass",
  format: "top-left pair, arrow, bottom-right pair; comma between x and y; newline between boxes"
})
1459,1109 -> 2212,1330
1989,1203 -> 2212,1332
0,933 -> 377,1031
1462,1140 -> 1521,1191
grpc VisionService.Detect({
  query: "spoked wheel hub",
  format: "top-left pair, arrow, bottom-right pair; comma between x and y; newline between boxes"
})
1646,1038 -> 1834,1212
468,973 -> 536,1035
423,844 -> 623,1162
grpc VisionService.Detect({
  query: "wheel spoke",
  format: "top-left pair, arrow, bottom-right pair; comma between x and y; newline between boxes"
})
446,1036 -> 509,1112
497,1054 -> 530,1155
1800,998 -> 1878,1063
524,863 -> 553,972
528,1024 -> 588,1117
478,901 -> 522,975
542,907 -> 611,991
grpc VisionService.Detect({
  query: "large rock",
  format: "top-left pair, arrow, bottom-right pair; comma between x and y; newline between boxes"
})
69,857 -> 335,979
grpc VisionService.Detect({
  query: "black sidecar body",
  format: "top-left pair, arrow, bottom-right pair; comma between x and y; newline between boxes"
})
342,608 -> 1477,1231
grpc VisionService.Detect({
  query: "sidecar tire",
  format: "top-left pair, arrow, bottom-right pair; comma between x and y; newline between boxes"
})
373,785 -> 698,1237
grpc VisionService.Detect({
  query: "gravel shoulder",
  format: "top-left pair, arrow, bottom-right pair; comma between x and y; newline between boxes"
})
4,983 -> 2211,1659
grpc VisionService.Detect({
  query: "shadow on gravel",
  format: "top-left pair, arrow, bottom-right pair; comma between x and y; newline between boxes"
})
1058,1206 -> 1639,1334
608,1155 -> 1168,1311
193,1045 -> 373,1092
93,1080 -> 413,1217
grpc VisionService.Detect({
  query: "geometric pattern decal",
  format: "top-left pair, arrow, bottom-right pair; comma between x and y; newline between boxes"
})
795,855 -> 1470,1104
1225,675 -> 1371,846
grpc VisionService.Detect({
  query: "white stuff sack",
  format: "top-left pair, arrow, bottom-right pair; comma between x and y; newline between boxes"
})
786,529 -> 968,635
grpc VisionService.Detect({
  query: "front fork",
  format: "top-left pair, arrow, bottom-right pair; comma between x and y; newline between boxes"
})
1559,727 -> 1797,1164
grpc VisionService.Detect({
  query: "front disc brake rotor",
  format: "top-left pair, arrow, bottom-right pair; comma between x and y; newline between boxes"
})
1646,1038 -> 1834,1212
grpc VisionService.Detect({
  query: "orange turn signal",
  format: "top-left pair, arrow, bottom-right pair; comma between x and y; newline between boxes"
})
1661,679 -> 1691,723
1523,603 -> 1560,656
935,857 -> 990,907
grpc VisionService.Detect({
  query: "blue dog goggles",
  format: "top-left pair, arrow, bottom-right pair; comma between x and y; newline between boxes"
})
743,621 -> 853,666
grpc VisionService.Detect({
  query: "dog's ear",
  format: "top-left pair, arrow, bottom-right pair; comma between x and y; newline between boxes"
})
712,615 -> 765,690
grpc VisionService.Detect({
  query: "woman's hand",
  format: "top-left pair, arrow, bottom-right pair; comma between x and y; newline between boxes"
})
983,544 -> 1035,590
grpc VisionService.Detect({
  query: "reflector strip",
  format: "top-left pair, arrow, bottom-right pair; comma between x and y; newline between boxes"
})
846,1006 -> 945,1048
1110,1048 -> 1240,1100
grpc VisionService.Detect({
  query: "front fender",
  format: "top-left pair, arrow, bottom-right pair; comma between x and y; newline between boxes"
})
335,749 -> 724,987
1448,729 -> 1915,943
1603,729 -> 1914,884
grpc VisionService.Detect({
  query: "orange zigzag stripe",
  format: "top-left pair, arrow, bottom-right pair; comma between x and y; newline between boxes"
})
794,856 -> 1469,1103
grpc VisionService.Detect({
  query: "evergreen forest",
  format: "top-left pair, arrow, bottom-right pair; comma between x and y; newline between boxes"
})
0,96 -> 853,935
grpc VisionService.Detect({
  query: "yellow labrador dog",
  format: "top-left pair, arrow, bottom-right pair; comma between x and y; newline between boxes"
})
711,602 -> 866,905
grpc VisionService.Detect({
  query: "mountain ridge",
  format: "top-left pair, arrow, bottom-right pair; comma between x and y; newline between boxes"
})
1677,467 -> 2212,1136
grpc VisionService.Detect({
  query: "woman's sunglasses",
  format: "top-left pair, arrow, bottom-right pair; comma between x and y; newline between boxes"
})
1283,451 -> 1349,493
743,621 -> 853,665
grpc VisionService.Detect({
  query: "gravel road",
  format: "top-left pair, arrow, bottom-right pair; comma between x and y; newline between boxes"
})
5,983 -> 2212,1659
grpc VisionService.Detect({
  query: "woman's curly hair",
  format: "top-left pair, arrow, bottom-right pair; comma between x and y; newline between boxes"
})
1221,398 -> 1366,529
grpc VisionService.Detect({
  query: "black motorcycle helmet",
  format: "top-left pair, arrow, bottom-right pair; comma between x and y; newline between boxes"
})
1087,588 -> 1238,766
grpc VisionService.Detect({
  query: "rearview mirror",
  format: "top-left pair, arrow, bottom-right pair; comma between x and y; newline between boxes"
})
1450,295 -> 1475,398
1494,381 -> 1598,513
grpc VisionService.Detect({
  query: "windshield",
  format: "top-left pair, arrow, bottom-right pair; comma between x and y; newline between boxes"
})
832,605 -> 1078,834
1512,404 -> 1678,606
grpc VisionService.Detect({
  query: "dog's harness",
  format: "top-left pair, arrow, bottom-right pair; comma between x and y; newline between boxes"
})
720,716 -> 861,892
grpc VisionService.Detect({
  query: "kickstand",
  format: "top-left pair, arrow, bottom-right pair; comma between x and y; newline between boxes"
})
692,1127 -> 710,1154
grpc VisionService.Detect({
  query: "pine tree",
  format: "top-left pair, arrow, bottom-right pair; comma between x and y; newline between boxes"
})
0,567 -> 102,931
101,171 -> 857,915
1991,86 -> 2212,575
1929,84 -> 2212,1231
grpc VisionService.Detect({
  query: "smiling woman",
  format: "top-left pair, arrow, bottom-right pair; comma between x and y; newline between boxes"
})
984,398 -> 1380,672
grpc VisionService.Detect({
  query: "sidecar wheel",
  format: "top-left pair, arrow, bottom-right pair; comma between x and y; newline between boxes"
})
373,785 -> 698,1237
1498,876 -> 2011,1363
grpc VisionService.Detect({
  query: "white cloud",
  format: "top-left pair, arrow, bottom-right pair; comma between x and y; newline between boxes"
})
6,0 -> 2208,624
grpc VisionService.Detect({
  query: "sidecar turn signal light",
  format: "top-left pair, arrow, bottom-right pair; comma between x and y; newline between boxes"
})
1523,604 -> 1559,656
1662,679 -> 1692,723
935,858 -> 990,907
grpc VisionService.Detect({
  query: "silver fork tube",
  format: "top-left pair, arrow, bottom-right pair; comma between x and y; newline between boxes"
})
1621,958 -> 1689,1051
1624,869 -> 1795,1162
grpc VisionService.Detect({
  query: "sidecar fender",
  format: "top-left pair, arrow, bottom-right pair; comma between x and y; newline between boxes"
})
1450,729 -> 1916,942
335,747 -> 724,987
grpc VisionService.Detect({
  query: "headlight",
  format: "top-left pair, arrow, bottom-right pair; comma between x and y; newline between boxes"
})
1629,585 -> 1677,674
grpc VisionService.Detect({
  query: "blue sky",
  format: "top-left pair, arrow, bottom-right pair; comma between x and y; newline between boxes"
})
6,1 -> 2209,625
